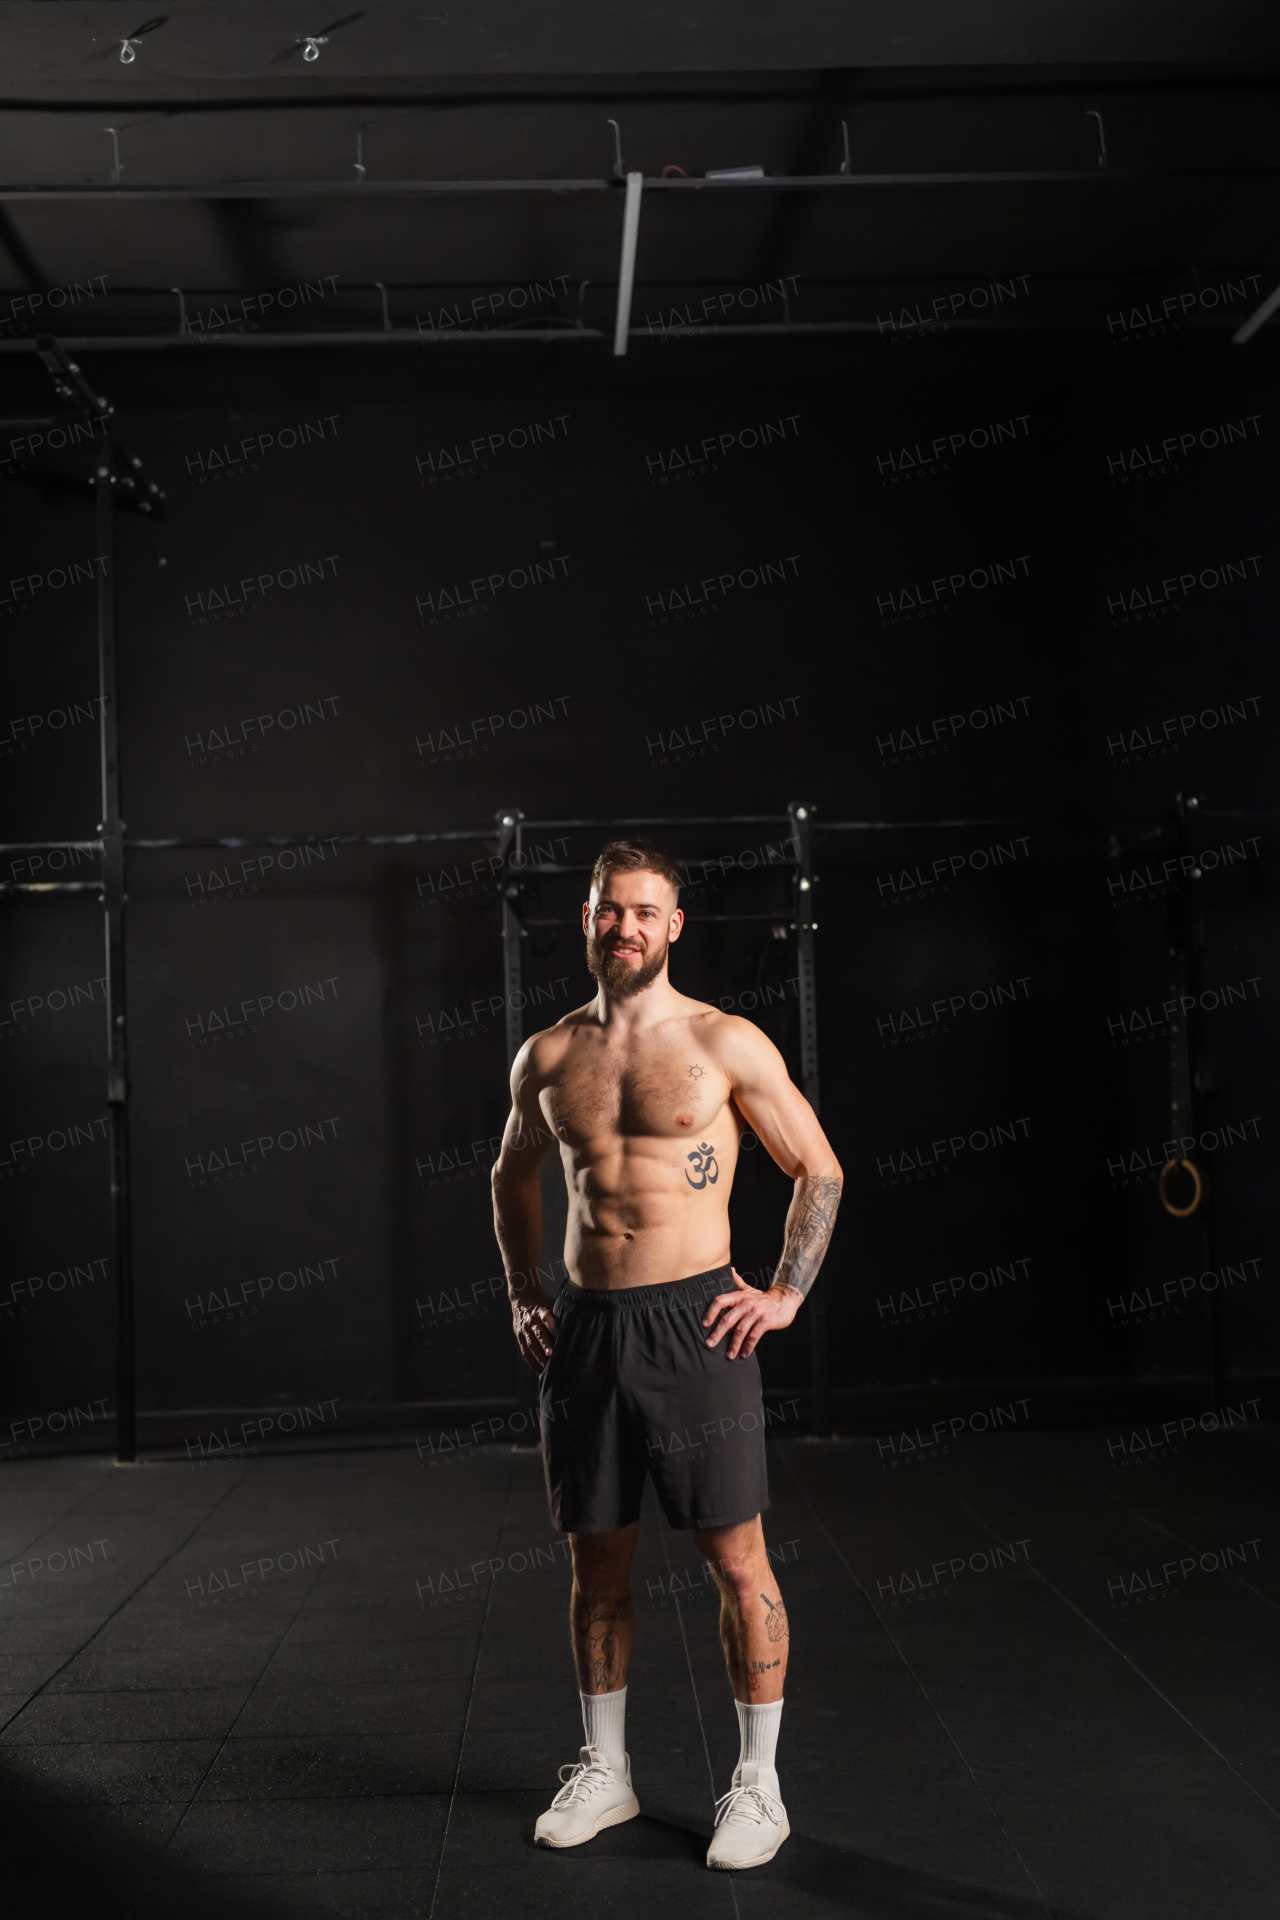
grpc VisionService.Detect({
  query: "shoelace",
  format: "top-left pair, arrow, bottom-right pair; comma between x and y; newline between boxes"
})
713,1783 -> 785,1829
551,1756 -> 615,1808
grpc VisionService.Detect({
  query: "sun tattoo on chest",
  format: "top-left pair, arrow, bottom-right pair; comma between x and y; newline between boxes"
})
687,1063 -> 705,1081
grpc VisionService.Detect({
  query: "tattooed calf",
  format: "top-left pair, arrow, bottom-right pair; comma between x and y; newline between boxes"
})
576,1594 -> 632,1693
760,1592 -> 789,1642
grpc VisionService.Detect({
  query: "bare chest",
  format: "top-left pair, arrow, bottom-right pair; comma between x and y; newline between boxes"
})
542,1043 -> 725,1145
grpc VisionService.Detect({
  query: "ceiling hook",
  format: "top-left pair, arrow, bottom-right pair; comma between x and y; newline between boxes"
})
606,118 -> 624,180
840,119 -> 851,175
170,286 -> 188,334
104,127 -> 123,185
374,281 -> 391,332
299,34 -> 329,60
1085,109 -> 1108,170
119,38 -> 141,63
355,131 -> 366,182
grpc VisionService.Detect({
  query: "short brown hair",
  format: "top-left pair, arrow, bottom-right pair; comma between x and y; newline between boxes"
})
590,838 -> 682,902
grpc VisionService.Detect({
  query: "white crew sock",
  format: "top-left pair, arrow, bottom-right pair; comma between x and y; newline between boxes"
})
735,1697 -> 783,1788
581,1686 -> 627,1772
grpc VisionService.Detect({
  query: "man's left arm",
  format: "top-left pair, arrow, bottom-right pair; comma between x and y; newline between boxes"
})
702,1018 -> 844,1359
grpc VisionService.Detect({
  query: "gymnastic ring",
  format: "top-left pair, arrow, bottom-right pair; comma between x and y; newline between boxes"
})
1158,1157 -> 1203,1219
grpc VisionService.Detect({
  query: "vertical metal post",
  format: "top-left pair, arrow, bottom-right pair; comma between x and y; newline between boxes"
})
1168,793 -> 1218,1403
613,172 -> 644,356
96,463 -> 136,1464
788,801 -> 829,1437
496,809 -> 524,1069
496,808 -> 542,1427
789,802 -> 820,1110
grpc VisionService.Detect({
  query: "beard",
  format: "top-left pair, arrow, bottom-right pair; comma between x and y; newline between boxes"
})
586,933 -> 669,999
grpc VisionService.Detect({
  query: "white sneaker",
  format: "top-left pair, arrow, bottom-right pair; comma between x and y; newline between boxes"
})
534,1744 -> 640,1848
706,1762 -> 790,1870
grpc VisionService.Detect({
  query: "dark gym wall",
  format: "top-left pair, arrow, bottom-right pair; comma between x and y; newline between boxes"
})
3,323 -> 1275,1447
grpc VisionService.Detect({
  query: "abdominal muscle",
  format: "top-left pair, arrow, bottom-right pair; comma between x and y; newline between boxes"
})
561,1133 -> 737,1290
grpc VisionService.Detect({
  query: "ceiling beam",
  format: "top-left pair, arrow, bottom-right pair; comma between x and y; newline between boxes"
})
0,310 -> 1260,354
3,165 -> 1280,201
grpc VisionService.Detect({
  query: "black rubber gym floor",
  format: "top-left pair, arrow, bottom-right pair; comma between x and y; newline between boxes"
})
1,1425 -> 1277,1918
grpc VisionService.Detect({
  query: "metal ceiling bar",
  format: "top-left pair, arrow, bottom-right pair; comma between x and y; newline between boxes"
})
522,913 -> 792,925
2,809 -> 1185,859
0,179 -> 610,200
500,861 -> 799,874
0,330 -> 613,353
123,832 -> 492,847
2,166 -> 1279,200
819,816 -> 1034,829
0,311 -> 1258,354
7,75 -> 1280,113
631,167 -> 1280,186
0,839 -> 104,851
506,813 -> 793,827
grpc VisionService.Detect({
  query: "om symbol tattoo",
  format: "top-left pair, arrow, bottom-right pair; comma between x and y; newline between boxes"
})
685,1142 -> 719,1190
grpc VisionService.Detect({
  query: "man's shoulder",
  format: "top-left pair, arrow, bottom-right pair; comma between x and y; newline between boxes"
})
520,1003 -> 597,1073
680,1002 -> 772,1051
677,999 -> 730,1031
684,1004 -> 782,1074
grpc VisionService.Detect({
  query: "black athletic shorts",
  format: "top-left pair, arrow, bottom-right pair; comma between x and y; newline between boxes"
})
538,1265 -> 770,1534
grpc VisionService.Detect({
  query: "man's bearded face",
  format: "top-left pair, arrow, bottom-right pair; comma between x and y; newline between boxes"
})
585,871 -> 677,998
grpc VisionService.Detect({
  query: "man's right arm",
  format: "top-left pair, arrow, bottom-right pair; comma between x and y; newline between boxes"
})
491,1036 -> 557,1371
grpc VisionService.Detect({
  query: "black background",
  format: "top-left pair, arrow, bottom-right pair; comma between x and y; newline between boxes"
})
2,323 -> 1275,1444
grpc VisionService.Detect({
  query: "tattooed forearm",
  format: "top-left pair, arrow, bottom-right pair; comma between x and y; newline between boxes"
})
771,1173 -> 842,1300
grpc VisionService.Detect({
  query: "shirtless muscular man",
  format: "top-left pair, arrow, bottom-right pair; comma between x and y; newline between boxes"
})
491,838 -> 842,1870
